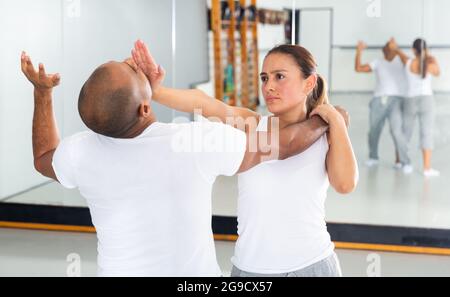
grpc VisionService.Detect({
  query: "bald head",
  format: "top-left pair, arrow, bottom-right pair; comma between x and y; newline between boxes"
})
78,61 -> 152,138
383,42 -> 396,61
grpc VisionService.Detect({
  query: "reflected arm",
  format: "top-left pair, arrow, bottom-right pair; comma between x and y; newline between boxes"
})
355,42 -> 372,73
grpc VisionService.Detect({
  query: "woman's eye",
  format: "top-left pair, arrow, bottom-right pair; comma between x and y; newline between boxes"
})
276,74 -> 285,80
261,76 -> 268,83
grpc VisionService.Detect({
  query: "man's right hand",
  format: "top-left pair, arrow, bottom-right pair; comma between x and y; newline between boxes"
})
357,41 -> 367,52
388,38 -> 399,51
132,40 -> 165,93
21,51 -> 60,92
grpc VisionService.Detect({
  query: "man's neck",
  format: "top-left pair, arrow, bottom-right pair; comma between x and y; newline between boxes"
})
121,114 -> 157,139
385,54 -> 397,62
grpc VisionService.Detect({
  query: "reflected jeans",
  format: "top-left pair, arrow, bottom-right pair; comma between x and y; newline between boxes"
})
368,96 -> 410,165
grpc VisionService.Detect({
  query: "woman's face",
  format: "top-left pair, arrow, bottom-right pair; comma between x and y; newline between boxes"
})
260,53 -> 316,115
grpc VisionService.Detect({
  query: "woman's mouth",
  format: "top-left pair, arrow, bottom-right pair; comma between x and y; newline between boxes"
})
265,96 -> 280,103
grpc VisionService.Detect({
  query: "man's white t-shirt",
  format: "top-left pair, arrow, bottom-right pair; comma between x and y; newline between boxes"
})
369,56 -> 407,97
52,120 -> 247,277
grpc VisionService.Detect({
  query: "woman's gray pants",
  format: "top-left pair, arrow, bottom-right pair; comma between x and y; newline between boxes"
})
402,95 -> 435,150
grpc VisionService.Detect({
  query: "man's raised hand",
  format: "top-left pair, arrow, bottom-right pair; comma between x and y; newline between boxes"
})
21,51 -> 60,90
132,40 -> 165,92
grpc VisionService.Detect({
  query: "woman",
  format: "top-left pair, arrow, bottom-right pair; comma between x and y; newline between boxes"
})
132,40 -> 358,277
392,38 -> 441,177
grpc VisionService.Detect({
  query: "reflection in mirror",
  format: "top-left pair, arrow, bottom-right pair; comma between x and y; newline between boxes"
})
209,0 -> 450,233
293,0 -> 450,229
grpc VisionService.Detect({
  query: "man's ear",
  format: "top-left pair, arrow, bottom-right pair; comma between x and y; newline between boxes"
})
139,101 -> 151,118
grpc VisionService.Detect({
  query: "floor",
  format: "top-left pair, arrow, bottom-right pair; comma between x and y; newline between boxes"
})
0,228 -> 449,277
2,93 -> 450,230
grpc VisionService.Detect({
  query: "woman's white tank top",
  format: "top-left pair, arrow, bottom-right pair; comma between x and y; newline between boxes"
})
405,59 -> 433,97
232,116 -> 335,274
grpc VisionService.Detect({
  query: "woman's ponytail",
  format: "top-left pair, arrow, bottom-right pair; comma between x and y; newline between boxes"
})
307,74 -> 329,116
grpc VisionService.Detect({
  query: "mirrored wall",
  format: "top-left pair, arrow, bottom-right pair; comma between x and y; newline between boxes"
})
291,0 -> 450,230
211,0 -> 450,234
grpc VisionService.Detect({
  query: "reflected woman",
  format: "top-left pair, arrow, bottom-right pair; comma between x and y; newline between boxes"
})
133,40 -> 358,277
392,38 -> 441,177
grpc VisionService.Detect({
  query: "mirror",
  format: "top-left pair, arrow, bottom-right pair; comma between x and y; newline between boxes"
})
292,0 -> 450,231
210,0 -> 450,250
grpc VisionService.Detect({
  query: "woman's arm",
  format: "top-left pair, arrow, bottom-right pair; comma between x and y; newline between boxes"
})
152,86 -> 260,129
427,56 -> 441,77
132,39 -> 333,158
396,48 -> 410,66
132,40 -> 259,130
388,38 -> 410,65
310,105 -> 359,194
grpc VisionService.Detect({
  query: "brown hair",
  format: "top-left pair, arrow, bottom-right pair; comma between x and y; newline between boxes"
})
413,38 -> 429,79
267,44 -> 329,115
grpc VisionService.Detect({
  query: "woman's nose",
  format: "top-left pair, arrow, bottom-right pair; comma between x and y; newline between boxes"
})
265,82 -> 275,93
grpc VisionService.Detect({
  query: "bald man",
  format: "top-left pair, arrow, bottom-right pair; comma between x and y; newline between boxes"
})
355,40 -> 411,173
21,48 -> 330,277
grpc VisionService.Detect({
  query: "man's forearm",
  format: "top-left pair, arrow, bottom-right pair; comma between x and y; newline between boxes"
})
32,88 -> 60,161
238,116 -> 329,173
355,50 -> 362,71
278,116 -> 329,160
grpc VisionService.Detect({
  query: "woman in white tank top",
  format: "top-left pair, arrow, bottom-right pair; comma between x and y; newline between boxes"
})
229,45 -> 357,277
146,44 -> 358,277
392,38 -> 441,177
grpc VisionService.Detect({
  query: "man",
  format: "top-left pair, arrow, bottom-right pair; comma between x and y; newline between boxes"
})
355,39 -> 412,173
21,43 -> 336,276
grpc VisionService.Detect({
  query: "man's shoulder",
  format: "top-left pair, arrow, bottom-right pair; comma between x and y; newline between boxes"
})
58,130 -> 97,151
164,119 -> 231,134
65,130 -> 96,143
